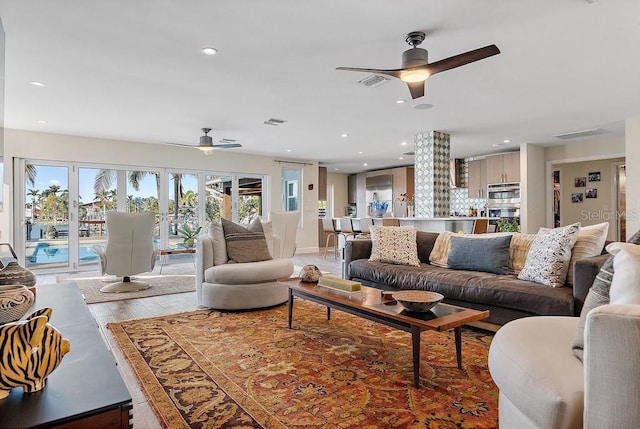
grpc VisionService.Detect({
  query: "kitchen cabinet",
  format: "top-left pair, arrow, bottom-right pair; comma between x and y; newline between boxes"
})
467,158 -> 487,198
486,152 -> 520,184
348,174 -> 356,204
318,166 -> 327,201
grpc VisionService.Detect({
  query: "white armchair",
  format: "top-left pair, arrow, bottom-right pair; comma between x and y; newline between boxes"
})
196,211 -> 299,310
93,211 -> 157,293
488,304 -> 640,429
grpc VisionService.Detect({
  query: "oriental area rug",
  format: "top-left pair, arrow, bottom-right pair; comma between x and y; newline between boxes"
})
108,301 -> 498,428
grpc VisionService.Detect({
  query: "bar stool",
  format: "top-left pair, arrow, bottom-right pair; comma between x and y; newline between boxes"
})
382,218 -> 400,227
356,217 -> 374,239
322,218 -> 341,259
472,218 -> 489,234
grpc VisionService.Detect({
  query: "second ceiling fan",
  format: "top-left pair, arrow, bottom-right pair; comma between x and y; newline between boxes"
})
337,31 -> 500,99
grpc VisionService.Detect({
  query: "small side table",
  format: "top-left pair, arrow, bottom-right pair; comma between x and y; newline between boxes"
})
157,247 -> 196,273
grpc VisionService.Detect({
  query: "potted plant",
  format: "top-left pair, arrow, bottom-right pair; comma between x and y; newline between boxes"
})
178,224 -> 202,248
497,217 -> 520,232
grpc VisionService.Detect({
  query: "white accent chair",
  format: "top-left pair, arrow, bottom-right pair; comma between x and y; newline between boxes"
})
196,211 -> 299,310
92,211 -> 157,293
488,305 -> 640,429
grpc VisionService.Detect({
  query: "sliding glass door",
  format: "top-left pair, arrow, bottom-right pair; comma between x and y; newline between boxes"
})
17,159 -> 267,272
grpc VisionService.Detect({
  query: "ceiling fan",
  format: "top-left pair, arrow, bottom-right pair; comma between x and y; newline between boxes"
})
169,128 -> 242,155
337,31 -> 500,99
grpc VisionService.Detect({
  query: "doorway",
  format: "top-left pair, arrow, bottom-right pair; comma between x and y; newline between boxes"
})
616,164 -> 626,241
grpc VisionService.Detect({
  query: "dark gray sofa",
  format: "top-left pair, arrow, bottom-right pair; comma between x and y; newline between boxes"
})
344,231 -> 606,326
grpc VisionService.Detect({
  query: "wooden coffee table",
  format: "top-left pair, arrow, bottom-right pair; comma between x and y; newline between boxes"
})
279,278 -> 489,388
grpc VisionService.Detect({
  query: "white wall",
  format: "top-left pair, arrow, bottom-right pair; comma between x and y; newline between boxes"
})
2,129 -> 320,252
626,117 -> 640,236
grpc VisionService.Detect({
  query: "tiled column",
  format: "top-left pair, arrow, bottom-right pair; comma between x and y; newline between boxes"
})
414,131 -> 450,218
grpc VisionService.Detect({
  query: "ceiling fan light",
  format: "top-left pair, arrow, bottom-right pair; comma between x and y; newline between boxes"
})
198,146 -> 214,154
400,70 -> 430,83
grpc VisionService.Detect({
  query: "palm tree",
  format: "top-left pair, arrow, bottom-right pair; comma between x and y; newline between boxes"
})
27,189 -> 40,219
25,164 -> 37,187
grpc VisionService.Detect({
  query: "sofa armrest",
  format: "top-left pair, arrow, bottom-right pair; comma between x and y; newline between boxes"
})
573,254 -> 610,314
343,239 -> 372,278
584,304 -> 640,428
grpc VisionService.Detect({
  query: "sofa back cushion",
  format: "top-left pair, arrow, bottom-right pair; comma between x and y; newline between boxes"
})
447,234 -> 513,274
416,231 -> 440,263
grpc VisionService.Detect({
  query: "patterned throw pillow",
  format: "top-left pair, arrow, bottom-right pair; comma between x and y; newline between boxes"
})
429,231 -> 454,267
369,226 -> 420,267
517,223 -> 581,287
221,218 -> 273,263
572,228 -> 640,361
565,222 -> 609,286
508,233 -> 537,274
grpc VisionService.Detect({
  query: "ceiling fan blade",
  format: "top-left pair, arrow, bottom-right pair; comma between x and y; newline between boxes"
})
212,143 -> 242,149
426,44 -> 500,76
336,66 -> 402,79
407,82 -> 425,99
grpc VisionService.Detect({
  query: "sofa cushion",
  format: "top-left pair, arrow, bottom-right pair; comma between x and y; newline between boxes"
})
416,231 -> 440,264
222,218 -> 273,263
489,316 -> 584,429
573,228 -> 640,361
518,223 -> 580,288
447,234 -> 512,274
369,226 -> 420,267
204,258 -> 293,284
566,222 -> 609,286
348,259 -> 574,317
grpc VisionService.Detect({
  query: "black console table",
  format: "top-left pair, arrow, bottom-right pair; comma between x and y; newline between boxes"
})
0,283 -> 133,428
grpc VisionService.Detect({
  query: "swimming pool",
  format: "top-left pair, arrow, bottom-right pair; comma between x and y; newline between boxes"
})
28,243 -> 99,265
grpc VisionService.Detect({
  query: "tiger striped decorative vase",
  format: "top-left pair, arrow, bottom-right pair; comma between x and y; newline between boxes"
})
0,284 -> 34,325
0,307 -> 70,399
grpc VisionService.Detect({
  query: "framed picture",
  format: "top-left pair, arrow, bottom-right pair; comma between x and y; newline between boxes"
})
585,188 -> 597,199
571,192 -> 583,203
574,177 -> 586,187
588,172 -> 601,182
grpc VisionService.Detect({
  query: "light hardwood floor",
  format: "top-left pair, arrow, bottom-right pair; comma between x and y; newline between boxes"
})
37,251 -> 343,429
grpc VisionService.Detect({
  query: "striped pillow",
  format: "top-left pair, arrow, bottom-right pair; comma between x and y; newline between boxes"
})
565,222 -> 609,286
508,233 -> 537,274
221,218 -> 272,263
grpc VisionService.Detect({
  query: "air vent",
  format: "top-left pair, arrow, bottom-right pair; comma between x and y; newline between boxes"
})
356,74 -> 391,87
554,128 -> 605,140
264,118 -> 287,126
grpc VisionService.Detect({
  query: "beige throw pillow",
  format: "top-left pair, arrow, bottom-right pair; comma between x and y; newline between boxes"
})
429,231 -> 454,267
508,233 -> 537,274
565,222 -> 609,286
207,222 -> 228,266
369,226 -> 420,267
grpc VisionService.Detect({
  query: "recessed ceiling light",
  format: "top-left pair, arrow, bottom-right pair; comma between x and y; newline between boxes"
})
396,99 -> 406,104
36,120 -> 48,124
341,133 -> 348,138
334,168 -> 339,171
414,103 -> 434,110
30,81 -> 45,87
286,149 -> 292,152
399,157 -> 404,160
363,163 -> 368,166
503,139 -> 511,143
401,141 -> 408,146
202,47 -> 218,55
358,151 -> 363,155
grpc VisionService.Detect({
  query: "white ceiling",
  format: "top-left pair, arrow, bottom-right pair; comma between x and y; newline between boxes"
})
1,0 -> 639,173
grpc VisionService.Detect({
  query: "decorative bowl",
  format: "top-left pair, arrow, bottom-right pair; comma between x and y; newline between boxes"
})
0,284 -> 35,325
391,290 -> 444,312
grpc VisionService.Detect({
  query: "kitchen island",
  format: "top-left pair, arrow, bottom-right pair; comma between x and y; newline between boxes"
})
368,217 -> 498,234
